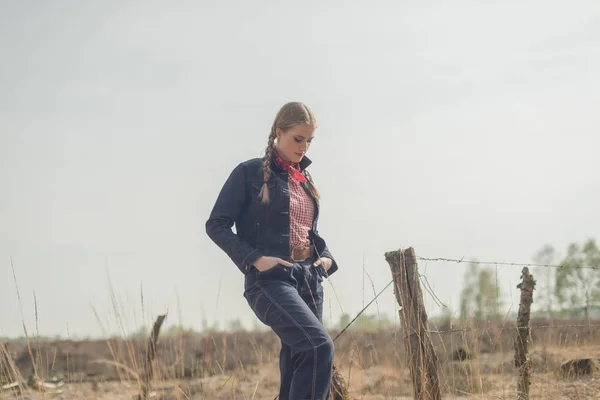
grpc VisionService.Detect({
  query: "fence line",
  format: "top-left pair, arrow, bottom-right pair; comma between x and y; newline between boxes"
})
416,256 -> 598,270
428,324 -> 600,335
384,250 -> 600,400
414,255 -> 600,334
331,253 -> 600,340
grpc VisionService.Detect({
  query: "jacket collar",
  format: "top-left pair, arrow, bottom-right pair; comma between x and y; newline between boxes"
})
269,154 -> 312,172
299,155 -> 312,171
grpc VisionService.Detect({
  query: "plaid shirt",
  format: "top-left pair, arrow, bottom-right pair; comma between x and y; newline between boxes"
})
288,177 -> 315,248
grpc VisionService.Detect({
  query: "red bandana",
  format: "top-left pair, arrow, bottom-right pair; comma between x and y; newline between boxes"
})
272,146 -> 308,183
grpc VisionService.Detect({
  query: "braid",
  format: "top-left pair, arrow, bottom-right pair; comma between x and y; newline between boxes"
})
260,101 -> 319,203
302,170 -> 320,200
258,128 -> 276,204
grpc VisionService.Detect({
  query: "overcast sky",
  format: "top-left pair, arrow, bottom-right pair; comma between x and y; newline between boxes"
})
1,0 -> 599,338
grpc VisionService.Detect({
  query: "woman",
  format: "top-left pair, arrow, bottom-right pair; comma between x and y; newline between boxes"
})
205,102 -> 338,399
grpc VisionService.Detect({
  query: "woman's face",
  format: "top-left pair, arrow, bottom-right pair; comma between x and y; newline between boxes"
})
276,124 -> 315,164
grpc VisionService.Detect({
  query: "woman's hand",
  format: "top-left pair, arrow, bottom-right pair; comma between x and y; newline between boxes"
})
313,257 -> 333,272
253,256 -> 293,272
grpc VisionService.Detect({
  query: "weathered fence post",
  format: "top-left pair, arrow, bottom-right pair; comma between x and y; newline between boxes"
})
385,248 -> 441,400
514,268 -> 535,400
331,364 -> 350,400
139,314 -> 166,400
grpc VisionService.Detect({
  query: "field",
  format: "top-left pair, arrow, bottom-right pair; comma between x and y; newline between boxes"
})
2,318 -> 600,399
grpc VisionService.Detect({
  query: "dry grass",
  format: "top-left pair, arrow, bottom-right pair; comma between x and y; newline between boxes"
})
2,319 -> 600,399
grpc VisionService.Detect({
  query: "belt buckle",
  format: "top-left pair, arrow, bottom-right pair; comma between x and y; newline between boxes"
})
291,245 -> 310,262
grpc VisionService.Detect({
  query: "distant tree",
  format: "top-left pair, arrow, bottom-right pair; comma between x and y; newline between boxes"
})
206,321 -> 220,334
227,318 -> 245,332
459,261 -> 479,320
357,313 -> 393,330
200,302 -> 208,332
335,312 -> 392,332
476,267 -> 502,321
129,325 -> 149,340
532,244 -> 557,316
335,313 -> 350,332
163,325 -> 197,337
251,318 -> 264,332
460,261 -> 503,322
556,238 -> 600,317
434,306 -> 455,331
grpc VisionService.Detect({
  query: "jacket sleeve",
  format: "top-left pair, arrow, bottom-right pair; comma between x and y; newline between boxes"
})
311,232 -> 338,277
305,170 -> 339,277
319,245 -> 338,277
205,163 -> 264,274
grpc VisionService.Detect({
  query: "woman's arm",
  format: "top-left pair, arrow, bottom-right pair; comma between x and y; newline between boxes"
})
311,232 -> 338,277
205,163 -> 264,274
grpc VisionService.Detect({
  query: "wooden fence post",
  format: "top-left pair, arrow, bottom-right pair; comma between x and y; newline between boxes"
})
385,248 -> 441,400
331,363 -> 350,400
139,314 -> 166,400
514,268 -> 535,400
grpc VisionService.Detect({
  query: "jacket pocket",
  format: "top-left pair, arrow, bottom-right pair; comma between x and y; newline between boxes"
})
250,181 -> 276,198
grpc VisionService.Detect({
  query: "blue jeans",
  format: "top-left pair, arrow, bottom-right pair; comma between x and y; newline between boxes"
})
244,258 -> 334,400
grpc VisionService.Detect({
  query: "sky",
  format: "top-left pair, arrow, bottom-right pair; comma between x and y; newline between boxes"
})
1,0 -> 599,339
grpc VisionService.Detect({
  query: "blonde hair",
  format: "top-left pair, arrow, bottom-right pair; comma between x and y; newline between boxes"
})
259,102 -> 320,204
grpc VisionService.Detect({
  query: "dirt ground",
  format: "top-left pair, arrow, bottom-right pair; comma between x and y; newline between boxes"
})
2,320 -> 600,399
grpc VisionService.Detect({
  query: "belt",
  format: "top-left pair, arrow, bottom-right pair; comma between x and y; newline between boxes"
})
291,244 -> 315,262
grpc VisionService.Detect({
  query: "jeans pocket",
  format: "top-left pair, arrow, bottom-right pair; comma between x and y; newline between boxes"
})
247,286 -> 283,324
301,267 -> 324,305
258,263 -> 281,276
258,264 -> 293,282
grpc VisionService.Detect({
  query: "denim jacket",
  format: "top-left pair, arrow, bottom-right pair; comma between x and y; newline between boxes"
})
205,155 -> 338,277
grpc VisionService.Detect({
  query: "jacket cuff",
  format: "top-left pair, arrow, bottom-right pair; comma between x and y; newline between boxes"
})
320,249 -> 338,277
240,249 -> 264,274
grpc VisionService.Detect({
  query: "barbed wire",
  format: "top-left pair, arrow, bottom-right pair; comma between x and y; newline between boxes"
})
417,256 -> 598,270
331,253 -> 599,342
428,323 -> 600,335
